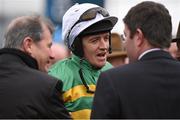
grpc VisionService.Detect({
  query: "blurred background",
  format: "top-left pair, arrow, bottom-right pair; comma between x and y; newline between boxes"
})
0,0 -> 180,48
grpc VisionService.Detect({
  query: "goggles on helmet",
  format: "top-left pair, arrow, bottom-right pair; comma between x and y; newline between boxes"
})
66,7 -> 110,48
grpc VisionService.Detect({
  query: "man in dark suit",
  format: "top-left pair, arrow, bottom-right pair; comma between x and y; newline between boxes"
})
91,1 -> 180,119
0,15 -> 70,118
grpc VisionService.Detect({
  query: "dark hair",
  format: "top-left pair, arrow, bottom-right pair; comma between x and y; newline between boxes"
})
4,15 -> 54,48
123,1 -> 172,48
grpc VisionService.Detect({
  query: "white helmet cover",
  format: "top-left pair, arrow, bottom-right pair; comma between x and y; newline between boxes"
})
62,3 -> 118,49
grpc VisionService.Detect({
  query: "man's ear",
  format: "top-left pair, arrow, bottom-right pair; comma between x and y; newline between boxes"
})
135,28 -> 144,47
22,37 -> 34,55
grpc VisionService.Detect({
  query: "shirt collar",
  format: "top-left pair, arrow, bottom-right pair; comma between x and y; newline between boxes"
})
138,48 -> 161,60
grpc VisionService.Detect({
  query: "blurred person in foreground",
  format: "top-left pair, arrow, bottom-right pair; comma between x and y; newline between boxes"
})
107,32 -> 128,67
46,43 -> 69,70
91,1 -> 180,119
50,43 -> 69,64
0,15 -> 70,118
169,21 -> 180,60
49,3 -> 118,119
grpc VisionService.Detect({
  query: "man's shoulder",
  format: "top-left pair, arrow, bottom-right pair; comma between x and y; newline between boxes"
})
48,58 -> 78,82
106,62 -> 139,73
50,58 -> 75,70
28,68 -> 58,84
101,61 -> 113,71
100,62 -> 144,82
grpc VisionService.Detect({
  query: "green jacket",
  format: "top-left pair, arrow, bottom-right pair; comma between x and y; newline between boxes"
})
48,54 -> 112,119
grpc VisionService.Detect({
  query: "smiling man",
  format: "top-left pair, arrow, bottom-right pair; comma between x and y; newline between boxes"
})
0,15 -> 70,118
48,3 -> 118,119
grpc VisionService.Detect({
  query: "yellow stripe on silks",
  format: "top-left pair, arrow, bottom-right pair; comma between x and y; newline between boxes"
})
71,109 -> 91,119
63,85 -> 96,102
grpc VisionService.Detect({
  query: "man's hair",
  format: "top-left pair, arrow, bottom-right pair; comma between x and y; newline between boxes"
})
4,15 -> 54,48
123,1 -> 172,48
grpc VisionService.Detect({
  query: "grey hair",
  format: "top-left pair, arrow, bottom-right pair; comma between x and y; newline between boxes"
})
4,15 -> 54,48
